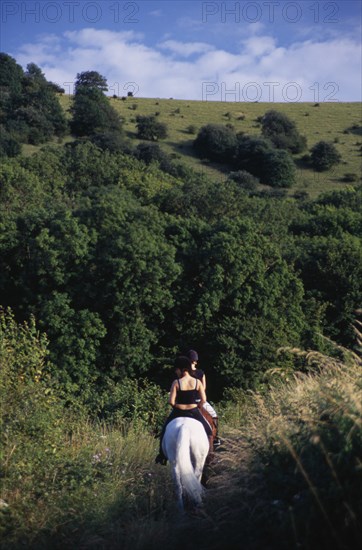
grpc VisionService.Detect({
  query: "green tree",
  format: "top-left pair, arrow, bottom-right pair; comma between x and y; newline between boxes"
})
77,187 -> 180,379
161,217 -> 306,391
234,135 -> 272,178
74,70 -> 108,94
227,170 -> 259,191
63,141 -> 124,192
136,115 -> 168,141
0,57 -> 67,147
193,123 -> 237,163
261,109 -> 307,153
39,292 -> 106,397
0,53 -> 24,114
71,71 -> 122,137
290,189 -> 362,346
310,141 -> 341,171
262,149 -> 296,188
0,127 -> 21,157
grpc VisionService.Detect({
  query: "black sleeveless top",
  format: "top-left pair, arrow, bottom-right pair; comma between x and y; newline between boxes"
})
176,378 -> 199,405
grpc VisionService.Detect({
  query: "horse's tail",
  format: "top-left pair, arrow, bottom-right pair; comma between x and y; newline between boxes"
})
176,424 -> 204,506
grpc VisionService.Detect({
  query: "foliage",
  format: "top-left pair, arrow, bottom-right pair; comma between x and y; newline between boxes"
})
234,134 -> 274,179
0,127 -> 21,158
0,56 -> 361,403
310,140 -> 342,171
262,149 -> 296,188
261,109 -> 307,153
74,70 -> 108,94
99,94 -> 361,197
135,141 -> 171,169
0,54 -> 67,151
158,216 -> 307,391
94,377 -> 169,432
223,346 -> 362,549
294,235 -> 362,345
90,130 -> 129,153
70,71 -> 123,137
136,115 -> 168,141
227,170 -> 259,190
2,310 -> 360,549
193,123 -> 237,163
0,309 -> 172,549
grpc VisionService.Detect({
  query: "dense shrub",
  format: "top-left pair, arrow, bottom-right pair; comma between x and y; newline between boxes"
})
0,54 -> 68,147
193,123 -> 238,164
135,142 -> 170,166
0,127 -> 21,157
90,131 -> 128,153
136,115 -> 168,141
261,110 -> 307,153
234,135 -> 273,178
310,141 -> 341,171
227,170 -> 259,190
262,149 -> 296,188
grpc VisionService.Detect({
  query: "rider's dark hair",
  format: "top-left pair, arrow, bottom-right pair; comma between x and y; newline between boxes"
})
174,355 -> 192,373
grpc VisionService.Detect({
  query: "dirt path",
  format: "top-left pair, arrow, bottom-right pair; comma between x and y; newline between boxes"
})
169,429 -> 270,550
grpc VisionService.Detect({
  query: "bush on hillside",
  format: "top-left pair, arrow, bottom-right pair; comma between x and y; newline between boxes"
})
227,170 -> 259,190
193,123 -> 238,164
0,126 -> 21,157
136,115 -> 168,141
90,131 -> 129,153
262,149 -> 296,188
234,135 -> 273,178
261,110 -> 307,153
310,140 -> 342,171
135,142 -> 169,165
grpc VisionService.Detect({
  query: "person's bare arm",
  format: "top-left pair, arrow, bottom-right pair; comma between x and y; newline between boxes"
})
169,380 -> 177,407
197,380 -> 207,406
202,373 -> 206,390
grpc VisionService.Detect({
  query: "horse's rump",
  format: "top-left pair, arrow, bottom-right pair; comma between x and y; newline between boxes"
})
162,417 -> 209,510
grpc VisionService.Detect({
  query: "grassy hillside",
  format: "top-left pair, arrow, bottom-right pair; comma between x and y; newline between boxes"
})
57,95 -> 362,199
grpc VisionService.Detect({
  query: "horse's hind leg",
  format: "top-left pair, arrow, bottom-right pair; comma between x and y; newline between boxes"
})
194,458 -> 204,483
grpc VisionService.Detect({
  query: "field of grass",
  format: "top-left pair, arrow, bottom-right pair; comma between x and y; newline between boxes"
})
58,95 -> 362,198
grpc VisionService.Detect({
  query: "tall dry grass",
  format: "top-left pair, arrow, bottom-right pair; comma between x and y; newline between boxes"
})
214,339 -> 361,549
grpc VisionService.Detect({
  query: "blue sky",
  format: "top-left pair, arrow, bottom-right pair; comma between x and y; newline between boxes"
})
1,1 -> 361,101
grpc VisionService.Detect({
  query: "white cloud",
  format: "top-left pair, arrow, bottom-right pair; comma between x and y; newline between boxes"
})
158,39 -> 214,57
13,28 -> 361,101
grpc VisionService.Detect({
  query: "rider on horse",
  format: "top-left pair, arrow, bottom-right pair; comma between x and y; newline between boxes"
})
155,355 -> 213,465
186,349 -> 221,448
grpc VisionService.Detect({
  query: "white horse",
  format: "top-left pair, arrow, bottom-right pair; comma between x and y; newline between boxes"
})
162,416 -> 210,511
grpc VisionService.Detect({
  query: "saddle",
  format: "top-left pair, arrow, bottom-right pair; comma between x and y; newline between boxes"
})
200,407 -> 217,462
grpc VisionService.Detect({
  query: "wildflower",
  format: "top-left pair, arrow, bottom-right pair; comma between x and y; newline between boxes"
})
92,453 -> 102,463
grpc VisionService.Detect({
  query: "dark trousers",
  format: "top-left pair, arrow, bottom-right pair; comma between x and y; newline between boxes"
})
158,407 -> 213,455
